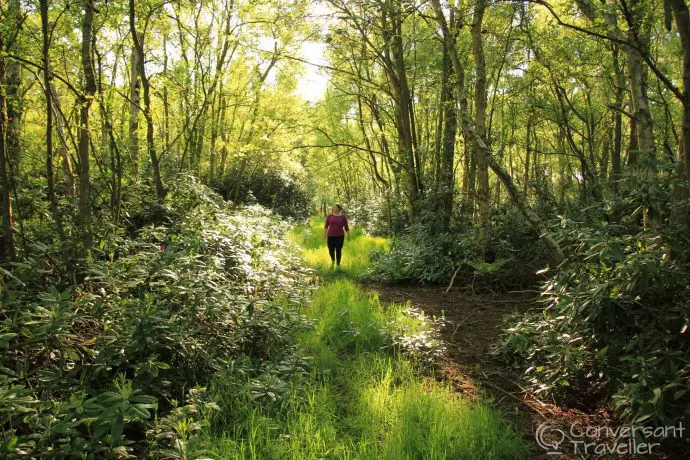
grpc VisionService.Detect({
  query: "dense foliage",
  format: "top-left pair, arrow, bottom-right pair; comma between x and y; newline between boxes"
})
371,203 -> 549,286
493,174 -> 690,426
211,168 -> 311,219
0,178 -> 311,457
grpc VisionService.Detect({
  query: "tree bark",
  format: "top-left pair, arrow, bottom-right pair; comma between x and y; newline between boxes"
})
78,0 -> 96,251
439,36 -> 456,231
0,4 -> 15,261
386,2 -> 421,217
40,0 -> 66,246
611,45 -> 624,192
50,84 -> 76,195
129,41 -> 141,177
668,0 -> 690,227
6,0 -> 21,174
472,0 -> 492,259
129,0 -> 166,200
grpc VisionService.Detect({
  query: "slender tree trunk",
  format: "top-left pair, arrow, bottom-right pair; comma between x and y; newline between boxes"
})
209,92 -> 224,182
472,0 -> 492,259
129,41 -> 141,178
624,0 -> 656,228
0,9 -> 14,261
626,49 -> 655,163
612,46 -> 624,192
41,0 -> 66,245
461,144 -> 470,209
129,0 -> 166,200
525,114 -> 532,194
381,1 -> 420,218
162,32 -> 171,162
467,145 -> 477,213
50,85 -> 76,195
78,0 -> 97,251
434,93 -> 444,187
439,37 -> 456,231
627,119 -> 639,165
668,0 -> 690,227
6,0 -> 21,174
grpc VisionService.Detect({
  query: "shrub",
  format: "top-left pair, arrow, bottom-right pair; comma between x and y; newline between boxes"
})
492,216 -> 690,425
370,206 -> 545,287
0,176 -> 311,457
211,167 -> 310,219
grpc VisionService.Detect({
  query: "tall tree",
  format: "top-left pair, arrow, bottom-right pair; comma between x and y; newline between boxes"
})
5,0 -> 21,174
78,0 -> 97,251
667,0 -> 690,226
129,0 -> 166,200
471,0 -> 492,259
40,0 -> 66,245
438,22 -> 457,232
0,0 -> 16,261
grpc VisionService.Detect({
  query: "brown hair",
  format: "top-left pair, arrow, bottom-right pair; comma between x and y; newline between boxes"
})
334,204 -> 343,211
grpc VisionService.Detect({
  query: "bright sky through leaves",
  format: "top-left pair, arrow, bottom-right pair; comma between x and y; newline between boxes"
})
296,40 -> 329,102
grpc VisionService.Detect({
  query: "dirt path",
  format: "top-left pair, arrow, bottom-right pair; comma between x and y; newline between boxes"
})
361,282 -> 649,460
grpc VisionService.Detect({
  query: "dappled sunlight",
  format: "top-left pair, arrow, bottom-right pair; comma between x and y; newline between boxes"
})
4,0 -> 682,455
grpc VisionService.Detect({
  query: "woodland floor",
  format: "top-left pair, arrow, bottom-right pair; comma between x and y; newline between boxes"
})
361,282 -> 679,460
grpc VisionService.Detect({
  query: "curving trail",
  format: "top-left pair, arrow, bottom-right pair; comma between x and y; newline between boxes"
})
361,280 -> 634,459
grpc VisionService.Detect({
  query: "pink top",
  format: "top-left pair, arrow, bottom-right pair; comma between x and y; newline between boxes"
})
325,214 -> 349,237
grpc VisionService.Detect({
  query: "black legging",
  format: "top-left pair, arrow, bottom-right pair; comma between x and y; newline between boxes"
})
327,236 -> 345,264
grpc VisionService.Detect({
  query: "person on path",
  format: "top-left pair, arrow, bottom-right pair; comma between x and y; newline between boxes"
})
324,204 -> 350,270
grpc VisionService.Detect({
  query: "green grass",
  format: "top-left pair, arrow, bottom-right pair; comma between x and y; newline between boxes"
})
192,219 -> 526,459
290,217 -> 388,279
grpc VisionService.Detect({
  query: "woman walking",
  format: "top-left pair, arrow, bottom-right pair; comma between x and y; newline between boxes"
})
324,204 -> 350,270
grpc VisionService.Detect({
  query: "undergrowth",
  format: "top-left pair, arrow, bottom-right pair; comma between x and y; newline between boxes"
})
369,204 -> 549,287
0,177 -> 311,458
492,178 -> 690,427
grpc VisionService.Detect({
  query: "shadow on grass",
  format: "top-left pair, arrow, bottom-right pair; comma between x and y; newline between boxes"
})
193,218 -> 527,459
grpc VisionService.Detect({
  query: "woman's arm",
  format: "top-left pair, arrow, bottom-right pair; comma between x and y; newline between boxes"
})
324,215 -> 329,239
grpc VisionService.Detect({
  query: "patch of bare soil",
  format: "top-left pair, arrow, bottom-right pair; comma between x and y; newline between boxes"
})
361,282 -> 682,459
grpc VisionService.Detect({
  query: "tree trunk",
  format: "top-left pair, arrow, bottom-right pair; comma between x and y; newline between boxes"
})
129,41 -> 141,178
129,0 -> 166,200
389,4 -> 420,217
162,32 -> 171,165
611,45 -> 624,192
6,0 -> 21,174
209,92 -> 224,182
626,47 -> 655,162
51,84 -> 76,195
439,37 -> 456,231
472,0 -> 492,260
0,11 -> 15,261
78,0 -> 97,252
41,0 -> 66,246
524,113 -> 532,194
668,0 -> 690,227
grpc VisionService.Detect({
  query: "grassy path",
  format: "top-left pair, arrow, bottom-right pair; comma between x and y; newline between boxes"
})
193,219 -> 526,459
